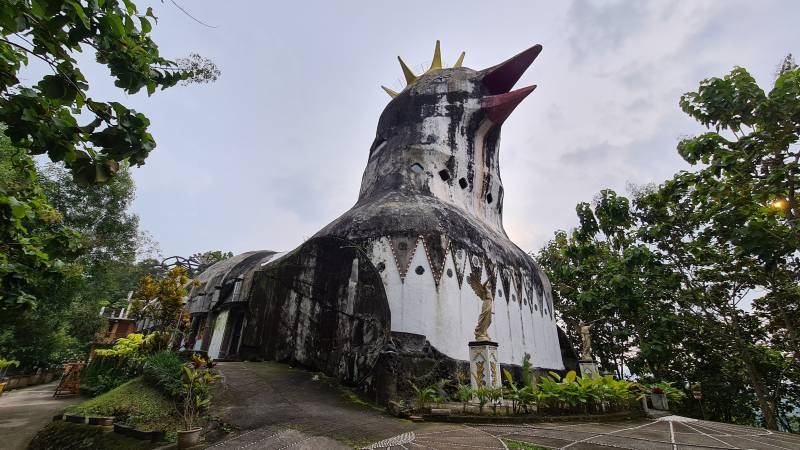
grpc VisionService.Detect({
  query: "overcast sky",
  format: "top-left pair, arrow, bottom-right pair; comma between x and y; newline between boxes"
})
73,0 -> 799,259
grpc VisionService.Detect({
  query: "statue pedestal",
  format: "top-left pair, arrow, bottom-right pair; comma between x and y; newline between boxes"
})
579,359 -> 599,377
468,341 -> 500,389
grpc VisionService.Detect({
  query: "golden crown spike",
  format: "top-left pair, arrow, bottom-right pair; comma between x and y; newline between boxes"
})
381,40 -> 466,98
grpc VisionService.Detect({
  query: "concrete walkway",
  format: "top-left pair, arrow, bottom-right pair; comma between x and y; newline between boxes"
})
0,382 -> 81,450
208,362 -> 453,449
209,362 -> 800,450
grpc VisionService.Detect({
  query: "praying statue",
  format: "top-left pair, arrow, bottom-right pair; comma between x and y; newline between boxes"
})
468,271 -> 494,342
579,320 -> 593,360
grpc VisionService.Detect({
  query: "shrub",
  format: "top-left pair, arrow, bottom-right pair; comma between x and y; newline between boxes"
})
0,358 -> 20,379
486,386 -> 503,414
67,377 -> 181,438
409,381 -> 437,412
646,382 -> 684,404
81,357 -> 133,397
455,382 -> 473,413
94,332 -> 169,367
179,362 -> 220,431
142,351 -> 183,398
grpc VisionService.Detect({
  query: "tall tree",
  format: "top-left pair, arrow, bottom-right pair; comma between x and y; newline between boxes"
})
40,162 -> 148,303
0,128 -> 80,311
0,129 -> 83,369
664,61 -> 800,430
0,0 -> 219,184
537,189 -> 681,380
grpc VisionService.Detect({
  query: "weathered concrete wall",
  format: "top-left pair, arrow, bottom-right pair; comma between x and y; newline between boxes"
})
238,237 -> 391,385
313,44 -> 565,371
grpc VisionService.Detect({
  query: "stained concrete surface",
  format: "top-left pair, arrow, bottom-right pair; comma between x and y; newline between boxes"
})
208,362 -> 452,449
210,362 -> 800,449
0,382 -> 81,450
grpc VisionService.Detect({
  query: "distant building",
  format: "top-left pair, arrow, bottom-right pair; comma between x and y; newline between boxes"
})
181,251 -> 278,359
91,305 -> 138,358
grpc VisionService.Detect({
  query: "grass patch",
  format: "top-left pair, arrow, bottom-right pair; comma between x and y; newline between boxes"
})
503,439 -> 550,450
66,377 -> 181,440
27,421 -> 159,450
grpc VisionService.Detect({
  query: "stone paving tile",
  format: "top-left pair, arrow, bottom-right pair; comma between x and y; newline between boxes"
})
365,419 -> 800,450
714,434 -> 793,449
765,433 -> 800,445
567,443 -> 626,450
588,434 -> 676,450
746,434 -> 800,448
499,432 -> 573,448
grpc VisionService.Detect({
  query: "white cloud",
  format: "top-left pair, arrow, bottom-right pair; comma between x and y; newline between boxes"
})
95,0 -> 800,258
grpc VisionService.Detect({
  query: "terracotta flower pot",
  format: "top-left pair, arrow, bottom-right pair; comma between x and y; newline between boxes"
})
177,428 -> 203,448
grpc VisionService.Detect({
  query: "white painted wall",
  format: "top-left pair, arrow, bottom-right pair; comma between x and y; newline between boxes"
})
370,236 -> 564,370
207,310 -> 229,360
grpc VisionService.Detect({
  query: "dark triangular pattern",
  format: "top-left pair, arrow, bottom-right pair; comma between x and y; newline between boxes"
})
422,234 -> 450,285
537,266 -> 554,319
499,267 -> 511,304
483,257 -> 497,293
450,242 -> 467,288
524,274 -> 534,313
537,282 -> 545,316
512,269 -> 524,308
389,234 -> 420,281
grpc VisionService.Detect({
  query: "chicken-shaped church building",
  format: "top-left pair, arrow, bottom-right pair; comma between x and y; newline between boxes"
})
182,42 -> 576,401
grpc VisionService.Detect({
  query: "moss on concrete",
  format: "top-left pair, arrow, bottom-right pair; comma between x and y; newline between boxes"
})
503,439 -> 549,450
65,377 -> 181,440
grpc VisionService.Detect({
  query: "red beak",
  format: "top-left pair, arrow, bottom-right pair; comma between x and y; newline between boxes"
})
481,44 -> 542,95
482,85 -> 537,124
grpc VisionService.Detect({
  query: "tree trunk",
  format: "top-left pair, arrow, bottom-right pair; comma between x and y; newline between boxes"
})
726,305 -> 779,430
739,345 -> 779,430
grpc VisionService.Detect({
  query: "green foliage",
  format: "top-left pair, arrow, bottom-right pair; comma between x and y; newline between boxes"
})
503,440 -> 549,450
179,357 -> 220,431
537,189 -> 681,380
94,332 -> 169,365
537,58 -> 800,430
80,356 -> 132,397
473,385 -> 490,414
455,381 -> 473,413
142,351 -> 183,398
486,385 -> 503,414
409,381 -> 437,412
0,0 -> 218,184
534,371 -> 639,415
1,131 -> 160,372
0,130 -> 81,313
129,267 -> 190,332
0,358 -> 19,370
432,378 -> 449,406
67,377 -> 181,438
0,357 -> 19,378
645,382 -> 685,404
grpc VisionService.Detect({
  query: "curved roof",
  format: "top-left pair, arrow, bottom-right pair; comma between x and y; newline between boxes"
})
186,250 -> 277,313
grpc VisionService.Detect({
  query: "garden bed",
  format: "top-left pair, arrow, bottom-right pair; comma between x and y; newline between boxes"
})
421,408 -> 645,423
64,377 -> 181,442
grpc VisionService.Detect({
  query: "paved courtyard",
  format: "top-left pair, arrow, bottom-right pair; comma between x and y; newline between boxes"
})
209,363 -> 800,450
365,417 -> 800,449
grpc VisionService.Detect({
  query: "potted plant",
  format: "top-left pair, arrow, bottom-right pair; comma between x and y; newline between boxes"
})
177,355 -> 219,449
0,358 -> 20,395
650,386 -> 669,410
